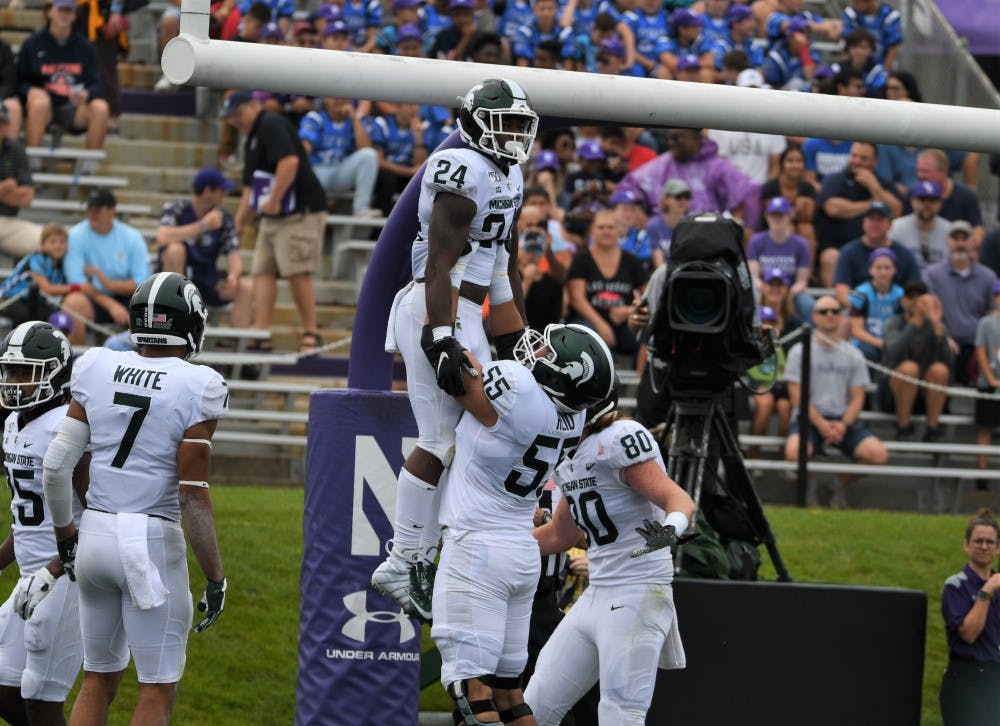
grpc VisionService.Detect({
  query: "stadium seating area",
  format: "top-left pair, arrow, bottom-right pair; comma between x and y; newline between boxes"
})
0,0 -> 998,507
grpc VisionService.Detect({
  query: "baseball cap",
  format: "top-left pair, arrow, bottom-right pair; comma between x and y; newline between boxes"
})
85,188 -> 117,209
193,167 -> 237,193
610,188 -> 642,206
324,19 -> 349,36
51,0 -> 76,9
759,305 -> 778,323
219,90 -> 254,118
662,178 -> 690,197
736,68 -> 765,88
597,37 -> 626,59
785,16 -> 809,36
313,3 -> 341,21
48,311 -> 73,334
448,0 -> 473,9
397,23 -> 423,43
763,267 -> 790,286
765,196 -> 792,215
578,139 -> 605,161
393,0 -> 421,8
911,180 -> 941,200
676,54 -> 701,71
948,219 -> 973,237
727,4 -> 753,22
865,200 -> 892,218
671,8 -> 704,28
293,21 -> 315,37
868,247 -> 897,266
534,149 -> 559,172
812,65 -> 835,81
260,21 -> 284,40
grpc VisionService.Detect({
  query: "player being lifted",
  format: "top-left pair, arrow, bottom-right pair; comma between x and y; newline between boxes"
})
372,78 -> 538,618
433,323 -> 617,726
41,272 -> 228,725
0,321 -> 87,726
525,386 -> 696,725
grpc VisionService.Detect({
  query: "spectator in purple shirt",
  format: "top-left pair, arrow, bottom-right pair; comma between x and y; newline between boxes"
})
616,127 -> 761,231
939,509 -> 1000,725
748,195 -> 813,320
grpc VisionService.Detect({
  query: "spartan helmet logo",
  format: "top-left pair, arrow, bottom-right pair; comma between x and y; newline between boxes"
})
183,280 -> 207,321
564,351 -> 595,384
340,591 -> 416,644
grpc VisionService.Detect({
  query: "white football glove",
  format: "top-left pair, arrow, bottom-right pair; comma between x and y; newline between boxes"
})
15,567 -> 56,620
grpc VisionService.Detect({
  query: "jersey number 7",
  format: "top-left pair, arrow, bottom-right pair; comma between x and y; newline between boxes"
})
111,392 -> 151,468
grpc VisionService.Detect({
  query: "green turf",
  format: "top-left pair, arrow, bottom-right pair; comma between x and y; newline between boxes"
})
0,487 -> 986,724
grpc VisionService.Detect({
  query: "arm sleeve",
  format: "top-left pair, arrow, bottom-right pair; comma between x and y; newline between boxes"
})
42,416 -> 90,528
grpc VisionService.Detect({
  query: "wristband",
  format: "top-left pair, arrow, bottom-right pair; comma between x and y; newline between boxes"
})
431,326 -> 453,342
665,511 -> 689,538
69,283 -> 80,292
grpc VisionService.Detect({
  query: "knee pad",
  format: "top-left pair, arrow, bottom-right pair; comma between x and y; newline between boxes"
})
448,680 -> 503,726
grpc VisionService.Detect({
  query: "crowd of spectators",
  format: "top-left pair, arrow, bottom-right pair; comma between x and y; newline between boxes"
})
3,0 -> 1000,497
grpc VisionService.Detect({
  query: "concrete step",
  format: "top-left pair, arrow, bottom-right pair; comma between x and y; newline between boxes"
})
102,163 -> 237,194
111,188 -> 240,216
117,63 -> 161,91
0,7 -> 43,30
60,135 -> 218,167
272,302 -> 356,329
117,113 -> 220,143
211,449 -> 304,486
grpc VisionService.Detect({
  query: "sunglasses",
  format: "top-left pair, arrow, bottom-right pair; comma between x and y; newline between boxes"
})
815,307 -> 842,315
596,56 -> 614,65
669,192 -> 692,200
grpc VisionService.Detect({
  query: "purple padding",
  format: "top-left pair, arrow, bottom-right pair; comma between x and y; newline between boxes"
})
348,131 -> 465,391
298,389 -> 420,725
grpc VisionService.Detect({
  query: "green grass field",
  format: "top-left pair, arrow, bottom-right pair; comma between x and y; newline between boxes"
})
0,486 -> 989,725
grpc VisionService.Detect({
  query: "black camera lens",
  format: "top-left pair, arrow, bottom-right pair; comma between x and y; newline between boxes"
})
670,275 -> 730,333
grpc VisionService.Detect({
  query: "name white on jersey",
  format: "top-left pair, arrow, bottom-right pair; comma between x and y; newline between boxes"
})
70,348 -> 228,521
554,419 -> 673,586
3,405 -> 81,573
411,147 -> 523,287
439,360 -> 583,533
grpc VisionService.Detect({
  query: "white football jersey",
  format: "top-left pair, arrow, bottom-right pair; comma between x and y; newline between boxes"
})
554,419 -> 673,587
70,348 -> 228,521
412,147 -> 524,287
439,360 -> 584,534
2,405 -> 83,573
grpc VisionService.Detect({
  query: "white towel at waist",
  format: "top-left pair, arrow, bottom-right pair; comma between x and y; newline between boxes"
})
117,512 -> 169,610
658,588 -> 686,670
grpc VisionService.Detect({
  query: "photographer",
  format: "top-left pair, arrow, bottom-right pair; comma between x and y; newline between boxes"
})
567,208 -> 648,356
517,206 -> 565,331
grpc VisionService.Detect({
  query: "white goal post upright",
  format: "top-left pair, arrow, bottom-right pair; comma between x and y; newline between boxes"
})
164,0 -> 1000,152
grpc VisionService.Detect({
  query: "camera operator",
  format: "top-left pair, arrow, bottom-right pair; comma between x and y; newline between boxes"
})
517,206 -> 565,330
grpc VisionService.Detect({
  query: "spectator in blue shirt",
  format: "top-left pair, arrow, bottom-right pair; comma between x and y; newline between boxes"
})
496,0 -> 534,42
336,0 -> 383,52
711,4 -> 764,73
299,97 -> 378,216
621,0 -> 671,78
610,188 -> 652,272
765,0 -> 840,49
0,222 -> 71,328
62,188 -> 150,344
848,247 -> 904,361
320,18 -> 354,51
156,168 -> 253,328
238,0 -> 295,34
662,8 -> 714,80
512,0 -> 571,66
564,14 -> 620,73
834,29 -> 888,97
430,0 -> 479,59
312,3 -> 341,36
761,17 -> 818,90
365,104 -> 429,217
841,0 -> 902,70
699,0 -> 732,44
644,177 -> 690,266
592,36 -> 628,76
377,0 -> 425,54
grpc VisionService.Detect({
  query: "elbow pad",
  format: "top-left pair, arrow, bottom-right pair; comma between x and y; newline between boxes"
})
42,417 -> 90,528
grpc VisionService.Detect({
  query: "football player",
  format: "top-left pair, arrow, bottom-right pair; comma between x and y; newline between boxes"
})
0,321 -> 87,726
432,323 -> 616,726
372,78 -> 538,618
524,387 -> 695,725
41,272 -> 228,725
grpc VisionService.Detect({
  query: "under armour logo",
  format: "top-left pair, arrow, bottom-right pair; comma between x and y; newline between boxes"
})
341,591 -> 415,644
564,352 -> 594,384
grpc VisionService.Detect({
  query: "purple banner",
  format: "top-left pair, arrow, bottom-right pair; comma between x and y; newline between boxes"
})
938,1 -> 1000,56
298,389 -> 420,725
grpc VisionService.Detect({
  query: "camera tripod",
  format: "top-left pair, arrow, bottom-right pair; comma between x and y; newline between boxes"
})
660,394 -> 791,582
